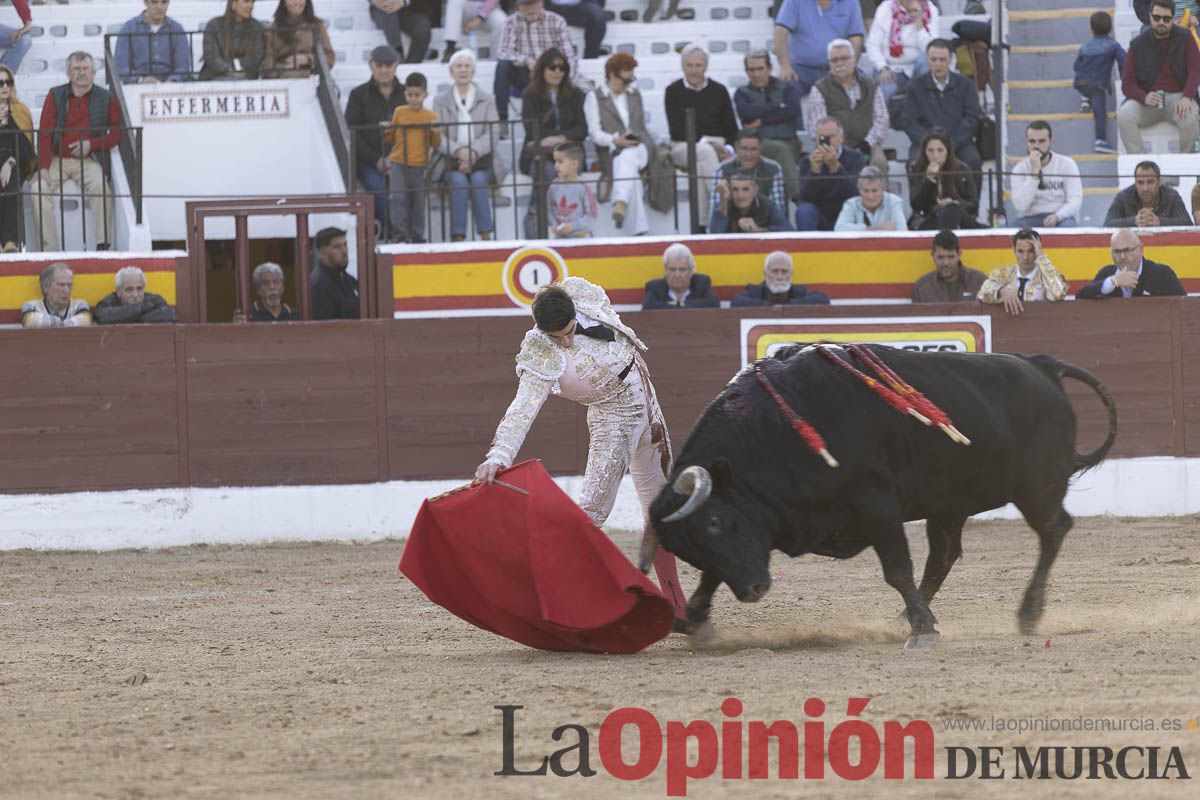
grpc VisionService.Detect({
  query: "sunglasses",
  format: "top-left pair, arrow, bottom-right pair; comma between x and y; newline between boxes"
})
1150,13 -> 1173,22
0,79 -> 12,87
546,63 -> 567,72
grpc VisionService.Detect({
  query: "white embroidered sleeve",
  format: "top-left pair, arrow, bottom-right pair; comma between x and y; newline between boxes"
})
485,371 -> 553,467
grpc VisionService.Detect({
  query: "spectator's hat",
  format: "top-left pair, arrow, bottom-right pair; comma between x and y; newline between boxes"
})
370,45 -> 400,65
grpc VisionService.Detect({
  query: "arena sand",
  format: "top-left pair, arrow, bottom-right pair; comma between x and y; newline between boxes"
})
0,517 -> 1197,799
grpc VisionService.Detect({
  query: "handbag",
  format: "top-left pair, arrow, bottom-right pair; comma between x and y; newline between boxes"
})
425,150 -> 449,184
518,142 -> 555,176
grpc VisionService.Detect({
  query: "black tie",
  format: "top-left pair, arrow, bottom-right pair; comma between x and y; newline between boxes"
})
577,323 -> 614,342
1017,277 -> 1029,301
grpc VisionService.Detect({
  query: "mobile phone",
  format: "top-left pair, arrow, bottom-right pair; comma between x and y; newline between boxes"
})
625,132 -> 640,141
818,135 -> 831,147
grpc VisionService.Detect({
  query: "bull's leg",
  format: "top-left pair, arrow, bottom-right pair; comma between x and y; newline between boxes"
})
918,515 -> 967,607
1017,506 -> 1073,635
866,515 -> 940,648
682,571 -> 720,647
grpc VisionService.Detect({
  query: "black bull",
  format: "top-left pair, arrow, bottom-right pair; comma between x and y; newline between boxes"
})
641,344 -> 1118,647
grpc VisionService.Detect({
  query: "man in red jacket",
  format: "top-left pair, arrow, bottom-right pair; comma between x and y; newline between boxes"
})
0,0 -> 33,72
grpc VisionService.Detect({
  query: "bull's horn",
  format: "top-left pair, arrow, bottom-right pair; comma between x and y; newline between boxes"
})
661,465 -> 712,523
636,524 -> 659,574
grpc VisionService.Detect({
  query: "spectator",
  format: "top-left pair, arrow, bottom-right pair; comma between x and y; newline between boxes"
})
345,46 -> 406,241
114,0 -> 190,84
712,129 -> 787,219
977,228 -> 1067,316
263,0 -> 335,78
1010,121 -> 1082,229
1077,228 -> 1186,299
1193,182 -> 1200,224
545,0 -> 606,60
865,0 -> 936,102
731,250 -> 830,306
32,52 -> 121,252
494,0 -> 578,131
0,0 -> 32,73
734,48 -> 803,201
199,0 -> 266,81
0,65 -> 33,252
1117,0 -> 1200,155
773,0 -> 866,95
383,71 -> 441,244
910,229 -> 987,303
664,45 -> 738,232
641,242 -> 720,309
834,165 -> 906,231
433,49 -> 503,242
907,129 -> 978,230
547,141 -> 597,238
710,172 -> 792,233
808,38 -> 889,173
234,261 -> 301,321
903,39 -> 982,178
1073,10 -> 1125,154
310,227 -> 359,320
794,116 -> 864,231
585,52 -> 652,234
94,266 -> 177,324
21,263 -> 92,328
440,0 -> 507,63
1102,160 -> 1193,227
520,47 -> 586,237
369,0 -> 433,65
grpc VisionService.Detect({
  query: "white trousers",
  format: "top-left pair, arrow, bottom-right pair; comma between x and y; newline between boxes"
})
610,143 -> 649,234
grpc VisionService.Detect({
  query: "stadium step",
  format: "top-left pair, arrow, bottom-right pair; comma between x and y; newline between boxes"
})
1007,9 -> 1105,48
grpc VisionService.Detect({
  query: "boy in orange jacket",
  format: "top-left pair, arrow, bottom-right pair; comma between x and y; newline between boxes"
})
384,72 -> 441,243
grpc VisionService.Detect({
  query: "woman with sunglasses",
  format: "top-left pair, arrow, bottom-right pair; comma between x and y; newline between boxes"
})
200,0 -> 266,80
519,47 -> 586,237
0,65 -> 34,251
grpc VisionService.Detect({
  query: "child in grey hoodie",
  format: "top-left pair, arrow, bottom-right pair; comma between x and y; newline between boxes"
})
547,141 -> 598,238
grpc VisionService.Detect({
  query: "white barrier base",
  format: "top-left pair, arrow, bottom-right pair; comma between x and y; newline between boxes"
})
1,457 -> 1196,551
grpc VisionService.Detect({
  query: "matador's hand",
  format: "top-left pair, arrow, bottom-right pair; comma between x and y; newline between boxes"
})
473,461 -> 500,485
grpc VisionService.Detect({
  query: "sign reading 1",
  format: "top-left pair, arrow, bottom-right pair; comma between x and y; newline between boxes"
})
502,246 -> 569,308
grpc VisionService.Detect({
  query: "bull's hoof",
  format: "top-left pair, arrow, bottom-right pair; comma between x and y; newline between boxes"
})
687,620 -> 717,649
903,630 -> 941,649
1017,615 -> 1039,636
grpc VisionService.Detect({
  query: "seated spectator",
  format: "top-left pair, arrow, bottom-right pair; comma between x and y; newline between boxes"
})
32,53 -> 121,252
834,165 -> 906,231
773,0 -> 866,95
1073,10 -> 1125,153
345,46 -> 406,241
547,141 -> 597,238
1077,228 -> 1186,299
263,0 -> 336,78
808,39 -> 889,174
712,129 -> 787,218
907,129 -> 978,230
494,0 -> 578,130
665,45 -> 738,232
0,1 -> 32,73
731,250 -> 830,306
977,228 -> 1067,316
585,52 -> 652,234
1117,0 -> 1200,155
234,261 -> 301,321
21,263 -> 92,328
794,116 -> 864,231
384,71 -> 440,244
1193,182 -> 1200,224
910,229 -> 987,303
440,0 -> 507,63
520,47 -> 586,237
545,0 -> 605,60
94,266 -> 177,324
114,0 -> 191,84
199,0 -> 266,81
310,227 -> 359,319
1102,160 -> 1194,227
865,0 -> 936,102
370,0 -> 433,65
1010,121 -> 1082,228
903,39 -> 982,178
433,49 -> 503,242
734,48 -> 803,200
642,242 -> 720,309
0,65 -> 34,252
710,172 -> 792,234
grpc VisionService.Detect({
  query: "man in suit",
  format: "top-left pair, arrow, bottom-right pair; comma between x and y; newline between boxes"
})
642,243 -> 721,309
1077,228 -> 1186,299
903,38 -> 983,177
731,250 -> 830,306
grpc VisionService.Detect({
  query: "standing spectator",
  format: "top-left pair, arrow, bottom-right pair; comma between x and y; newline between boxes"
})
345,46 -> 406,241
834,165 -> 906,231
21,263 -> 92,328
199,0 -> 266,80
1077,228 -> 1186,299
734,49 -> 803,201
0,65 -> 33,252
910,229 -> 987,303
773,0 -> 866,95
1010,121 -> 1082,228
1117,0 -> 1200,155
32,52 -> 121,252
114,0 -> 191,84
712,129 -> 787,219
546,141 -> 597,238
709,172 -> 792,233
1102,160 -> 1193,227
0,0 -> 32,72
585,52 -> 652,234
433,49 -> 503,242
731,250 -> 830,306
94,266 -> 177,324
234,262 -> 301,321
903,38 -> 982,178
494,0 -> 578,132
384,71 -> 441,244
864,0 -> 936,102
977,228 -> 1067,316
794,116 -> 864,231
544,0 -> 606,60
664,45 -> 738,232
310,227 -> 359,320
440,0 -> 507,63
641,242 -> 720,309
1073,10 -> 1125,154
263,0 -> 335,78
370,0 -> 433,65
808,38 -> 889,173
520,47 -> 586,237
906,128 -> 977,230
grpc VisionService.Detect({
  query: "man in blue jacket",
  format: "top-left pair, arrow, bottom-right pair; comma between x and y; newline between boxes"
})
641,243 -> 721,309
114,0 -> 190,83
734,49 -> 803,201
794,116 -> 864,231
903,38 -> 982,175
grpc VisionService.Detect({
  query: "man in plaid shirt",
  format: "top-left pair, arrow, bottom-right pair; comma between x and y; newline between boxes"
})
493,0 -> 579,126
711,128 -> 788,219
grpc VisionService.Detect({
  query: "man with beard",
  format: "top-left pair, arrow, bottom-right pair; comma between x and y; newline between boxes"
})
730,250 -> 829,306
910,229 -> 987,303
1010,121 -> 1082,229
234,262 -> 299,322
1116,0 -> 1200,154
1103,160 -> 1193,228
310,227 -> 359,320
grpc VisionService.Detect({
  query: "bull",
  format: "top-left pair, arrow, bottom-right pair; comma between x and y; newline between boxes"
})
640,344 -> 1118,648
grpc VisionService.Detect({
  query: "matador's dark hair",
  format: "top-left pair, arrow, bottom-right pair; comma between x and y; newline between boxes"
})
532,285 -> 575,332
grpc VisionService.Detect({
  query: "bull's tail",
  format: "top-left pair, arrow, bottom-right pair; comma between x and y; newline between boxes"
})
1058,362 -> 1118,474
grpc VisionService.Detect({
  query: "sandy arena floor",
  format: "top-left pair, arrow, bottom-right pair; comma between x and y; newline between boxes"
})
1,516 -> 1197,799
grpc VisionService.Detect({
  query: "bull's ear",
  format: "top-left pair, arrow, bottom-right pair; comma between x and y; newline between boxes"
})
710,458 -> 734,492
